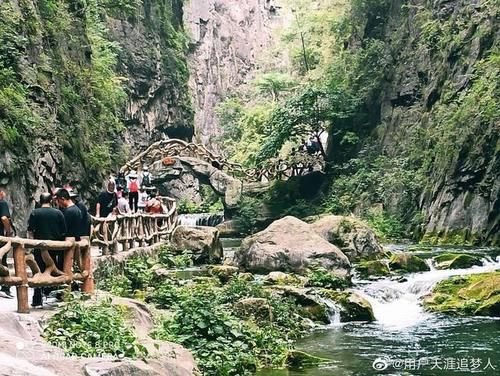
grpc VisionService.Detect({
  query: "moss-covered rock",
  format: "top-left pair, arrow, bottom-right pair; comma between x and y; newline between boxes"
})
270,286 -> 329,324
283,350 -> 331,368
433,253 -> 482,270
388,253 -> 429,273
356,260 -> 390,279
233,298 -> 272,321
209,265 -> 239,283
423,272 -> 500,317
263,271 -> 303,286
322,290 -> 375,322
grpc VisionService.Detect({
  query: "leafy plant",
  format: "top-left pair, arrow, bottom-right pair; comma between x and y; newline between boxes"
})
43,295 -> 148,359
305,266 -> 350,290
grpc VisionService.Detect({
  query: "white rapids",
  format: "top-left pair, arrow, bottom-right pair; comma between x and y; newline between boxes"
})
356,256 -> 500,329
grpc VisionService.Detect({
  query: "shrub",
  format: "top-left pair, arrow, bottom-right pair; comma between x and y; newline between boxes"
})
43,295 -> 148,359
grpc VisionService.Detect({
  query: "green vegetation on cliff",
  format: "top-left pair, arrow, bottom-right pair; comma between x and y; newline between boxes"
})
0,0 -> 191,187
218,0 -> 499,245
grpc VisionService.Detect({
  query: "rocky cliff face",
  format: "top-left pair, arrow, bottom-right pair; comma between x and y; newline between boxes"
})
0,0 -> 192,232
184,0 -> 290,149
107,0 -> 194,146
369,0 -> 499,244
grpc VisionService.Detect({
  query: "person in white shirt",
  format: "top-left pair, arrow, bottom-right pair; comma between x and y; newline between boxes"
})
138,188 -> 148,213
117,191 -> 131,214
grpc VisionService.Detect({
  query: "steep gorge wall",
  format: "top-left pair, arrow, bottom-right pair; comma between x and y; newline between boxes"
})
358,0 -> 499,244
184,0 -> 290,149
0,0 -> 192,232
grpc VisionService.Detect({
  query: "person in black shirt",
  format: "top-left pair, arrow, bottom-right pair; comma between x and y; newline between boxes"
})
96,180 -> 117,218
0,190 -> 14,298
28,192 -> 67,307
69,189 -> 91,238
56,189 -> 82,240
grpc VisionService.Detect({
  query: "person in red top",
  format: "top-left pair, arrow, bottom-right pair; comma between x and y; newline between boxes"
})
145,191 -> 164,214
127,171 -> 139,213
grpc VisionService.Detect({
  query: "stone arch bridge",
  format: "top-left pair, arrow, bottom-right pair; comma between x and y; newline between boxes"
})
120,139 -> 324,211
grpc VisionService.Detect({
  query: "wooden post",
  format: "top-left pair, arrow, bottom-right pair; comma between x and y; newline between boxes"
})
63,243 -> 75,281
102,221 -> 109,255
13,243 -> 29,314
81,244 -> 94,294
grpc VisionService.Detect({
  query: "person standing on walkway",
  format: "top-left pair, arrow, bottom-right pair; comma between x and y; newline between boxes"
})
55,189 -> 82,282
56,189 -> 82,241
138,188 -> 148,213
117,191 -> 131,214
127,171 -> 139,213
96,180 -> 118,218
0,190 -> 14,298
27,192 -> 67,307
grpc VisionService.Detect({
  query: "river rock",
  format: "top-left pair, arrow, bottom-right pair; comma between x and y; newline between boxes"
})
433,253 -> 482,270
310,215 -> 383,261
356,260 -> 390,279
236,216 -> 350,276
233,298 -> 272,321
209,265 -> 239,282
170,225 -> 223,264
283,350 -> 331,368
271,286 -> 329,323
388,253 -> 430,273
424,272 -> 500,317
323,290 -> 375,322
263,271 -> 303,286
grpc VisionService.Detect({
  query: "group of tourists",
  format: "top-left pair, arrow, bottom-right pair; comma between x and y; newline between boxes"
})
0,165 -> 165,306
0,187 -> 91,307
97,166 -> 165,217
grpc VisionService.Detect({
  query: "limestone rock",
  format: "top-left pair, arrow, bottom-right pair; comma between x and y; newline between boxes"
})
236,216 -> 350,275
150,157 -> 242,210
388,253 -> 429,273
170,226 -> 223,264
356,260 -> 390,279
311,215 -> 383,261
433,253 -> 482,270
209,265 -> 239,282
233,298 -> 272,321
263,271 -> 303,286
322,290 -> 375,322
424,272 -> 500,317
271,286 -> 329,324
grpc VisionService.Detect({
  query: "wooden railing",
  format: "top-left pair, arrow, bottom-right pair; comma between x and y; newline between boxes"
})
120,138 -> 325,183
0,236 -> 92,313
90,197 -> 177,255
0,197 -> 178,313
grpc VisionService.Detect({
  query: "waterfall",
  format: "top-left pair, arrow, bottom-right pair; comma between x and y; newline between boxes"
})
356,256 -> 500,329
177,212 -> 224,227
317,297 -> 342,326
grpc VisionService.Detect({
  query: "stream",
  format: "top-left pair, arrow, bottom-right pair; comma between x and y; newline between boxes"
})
256,245 -> 500,376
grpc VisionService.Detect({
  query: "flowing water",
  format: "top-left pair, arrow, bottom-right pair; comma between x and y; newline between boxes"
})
257,246 -> 500,376
177,212 -> 224,227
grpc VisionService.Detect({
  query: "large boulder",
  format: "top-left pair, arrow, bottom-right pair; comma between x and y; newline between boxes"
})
0,305 -> 197,376
433,253 -> 482,270
170,225 -> 223,264
388,253 -> 430,273
310,215 -> 383,261
424,272 -> 500,317
356,260 -> 390,279
236,216 -> 350,276
322,290 -> 375,322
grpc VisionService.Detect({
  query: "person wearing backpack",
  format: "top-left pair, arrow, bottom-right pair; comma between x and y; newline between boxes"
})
140,166 -> 152,188
127,171 -> 139,213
